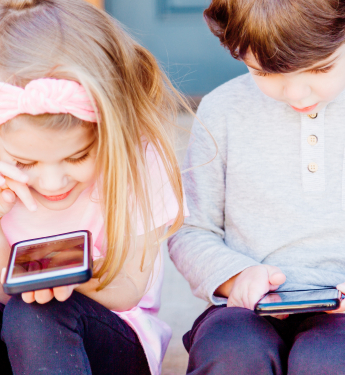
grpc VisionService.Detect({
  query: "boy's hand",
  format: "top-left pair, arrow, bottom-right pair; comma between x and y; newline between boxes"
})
328,282 -> 345,314
227,265 -> 286,311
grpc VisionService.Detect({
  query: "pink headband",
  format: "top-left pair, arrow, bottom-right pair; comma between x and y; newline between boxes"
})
0,78 -> 98,124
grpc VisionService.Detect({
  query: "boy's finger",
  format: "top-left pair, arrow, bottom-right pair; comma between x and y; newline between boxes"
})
268,271 -> 286,286
327,299 -> 345,314
337,282 -> 345,294
6,179 -> 37,212
0,162 -> 28,183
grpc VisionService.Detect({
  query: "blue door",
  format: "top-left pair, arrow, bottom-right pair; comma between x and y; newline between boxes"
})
105,0 -> 247,97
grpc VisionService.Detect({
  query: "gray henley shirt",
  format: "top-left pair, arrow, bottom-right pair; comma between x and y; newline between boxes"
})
168,73 -> 345,305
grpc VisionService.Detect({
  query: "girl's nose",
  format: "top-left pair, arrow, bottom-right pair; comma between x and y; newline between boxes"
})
283,78 -> 312,103
38,166 -> 69,193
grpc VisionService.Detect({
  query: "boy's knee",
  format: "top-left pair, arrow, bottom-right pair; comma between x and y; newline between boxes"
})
289,336 -> 344,375
188,307 -> 287,374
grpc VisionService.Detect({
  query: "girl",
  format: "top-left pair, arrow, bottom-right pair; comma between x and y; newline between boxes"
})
168,0 -> 345,374
0,0 -> 188,374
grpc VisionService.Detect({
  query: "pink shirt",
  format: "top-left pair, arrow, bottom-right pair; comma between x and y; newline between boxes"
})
1,144 -> 188,375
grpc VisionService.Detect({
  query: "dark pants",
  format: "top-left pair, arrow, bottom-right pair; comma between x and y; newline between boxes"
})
183,305 -> 345,375
0,292 -> 150,375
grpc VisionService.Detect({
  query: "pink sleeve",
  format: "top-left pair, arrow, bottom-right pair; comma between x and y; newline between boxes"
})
136,143 -> 189,236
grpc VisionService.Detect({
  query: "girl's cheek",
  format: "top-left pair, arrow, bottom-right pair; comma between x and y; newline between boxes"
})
72,161 -> 97,183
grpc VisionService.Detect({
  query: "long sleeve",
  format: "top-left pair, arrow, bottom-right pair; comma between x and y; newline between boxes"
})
168,97 -> 260,305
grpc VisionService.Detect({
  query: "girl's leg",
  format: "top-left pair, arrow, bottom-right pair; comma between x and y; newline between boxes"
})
288,313 -> 345,375
2,292 -> 150,375
184,305 -> 288,375
0,304 -> 12,375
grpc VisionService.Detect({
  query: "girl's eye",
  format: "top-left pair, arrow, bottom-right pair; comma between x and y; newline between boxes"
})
16,161 -> 37,170
66,152 -> 90,165
309,65 -> 334,74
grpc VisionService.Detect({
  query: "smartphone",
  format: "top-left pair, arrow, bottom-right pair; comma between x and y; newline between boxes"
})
3,230 -> 93,295
254,288 -> 342,316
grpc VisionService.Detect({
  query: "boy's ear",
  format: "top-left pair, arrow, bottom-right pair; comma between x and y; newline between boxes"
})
84,0 -> 103,9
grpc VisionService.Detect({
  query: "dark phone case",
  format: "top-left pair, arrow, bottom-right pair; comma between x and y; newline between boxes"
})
3,230 -> 93,295
255,289 -> 341,316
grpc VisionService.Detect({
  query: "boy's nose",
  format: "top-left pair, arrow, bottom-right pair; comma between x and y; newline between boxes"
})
283,79 -> 312,103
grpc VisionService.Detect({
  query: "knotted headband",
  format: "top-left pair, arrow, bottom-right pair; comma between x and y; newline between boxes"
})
0,78 -> 98,125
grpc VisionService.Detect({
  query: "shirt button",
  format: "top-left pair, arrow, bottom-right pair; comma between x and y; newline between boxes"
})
308,113 -> 318,119
307,135 -> 318,146
308,162 -> 318,173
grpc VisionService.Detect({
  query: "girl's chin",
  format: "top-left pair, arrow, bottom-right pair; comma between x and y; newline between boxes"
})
35,195 -> 77,211
30,189 -> 79,211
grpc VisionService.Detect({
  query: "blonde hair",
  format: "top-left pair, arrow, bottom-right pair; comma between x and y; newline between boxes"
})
0,0 -> 187,289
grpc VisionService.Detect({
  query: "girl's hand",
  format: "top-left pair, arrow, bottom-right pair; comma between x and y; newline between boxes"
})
21,284 -> 79,304
1,267 -> 78,304
227,264 -> 286,311
0,162 -> 37,216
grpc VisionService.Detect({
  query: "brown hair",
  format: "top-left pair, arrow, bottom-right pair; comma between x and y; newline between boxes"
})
0,0 -> 189,289
204,0 -> 345,73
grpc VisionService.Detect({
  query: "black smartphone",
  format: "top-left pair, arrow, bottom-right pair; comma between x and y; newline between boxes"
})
3,230 -> 93,295
254,288 -> 342,316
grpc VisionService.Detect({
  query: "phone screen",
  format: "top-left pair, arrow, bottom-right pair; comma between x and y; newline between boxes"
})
259,288 -> 339,305
11,236 -> 85,278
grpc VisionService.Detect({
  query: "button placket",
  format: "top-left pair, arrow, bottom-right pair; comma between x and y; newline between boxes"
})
301,109 -> 325,192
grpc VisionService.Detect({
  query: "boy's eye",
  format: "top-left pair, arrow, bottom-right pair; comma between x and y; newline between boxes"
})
16,161 -> 37,170
309,65 -> 334,74
66,152 -> 90,165
253,71 -> 271,77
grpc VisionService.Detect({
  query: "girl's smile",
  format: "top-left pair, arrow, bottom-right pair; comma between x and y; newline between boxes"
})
0,117 -> 97,211
40,187 -> 74,202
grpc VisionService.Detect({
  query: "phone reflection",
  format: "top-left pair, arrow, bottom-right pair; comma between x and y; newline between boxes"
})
12,236 -> 85,278
259,293 -> 282,304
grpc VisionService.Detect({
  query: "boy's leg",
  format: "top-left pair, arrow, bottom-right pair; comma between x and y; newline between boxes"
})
288,313 -> 345,375
184,305 -> 288,375
1,292 -> 150,375
0,304 -> 12,375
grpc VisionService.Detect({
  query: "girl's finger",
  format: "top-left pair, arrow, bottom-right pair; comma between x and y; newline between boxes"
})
1,189 -> 15,203
5,178 -> 37,212
0,189 -> 17,215
34,289 -> 54,304
0,162 -> 29,183
22,291 -> 35,303
53,285 -> 76,302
